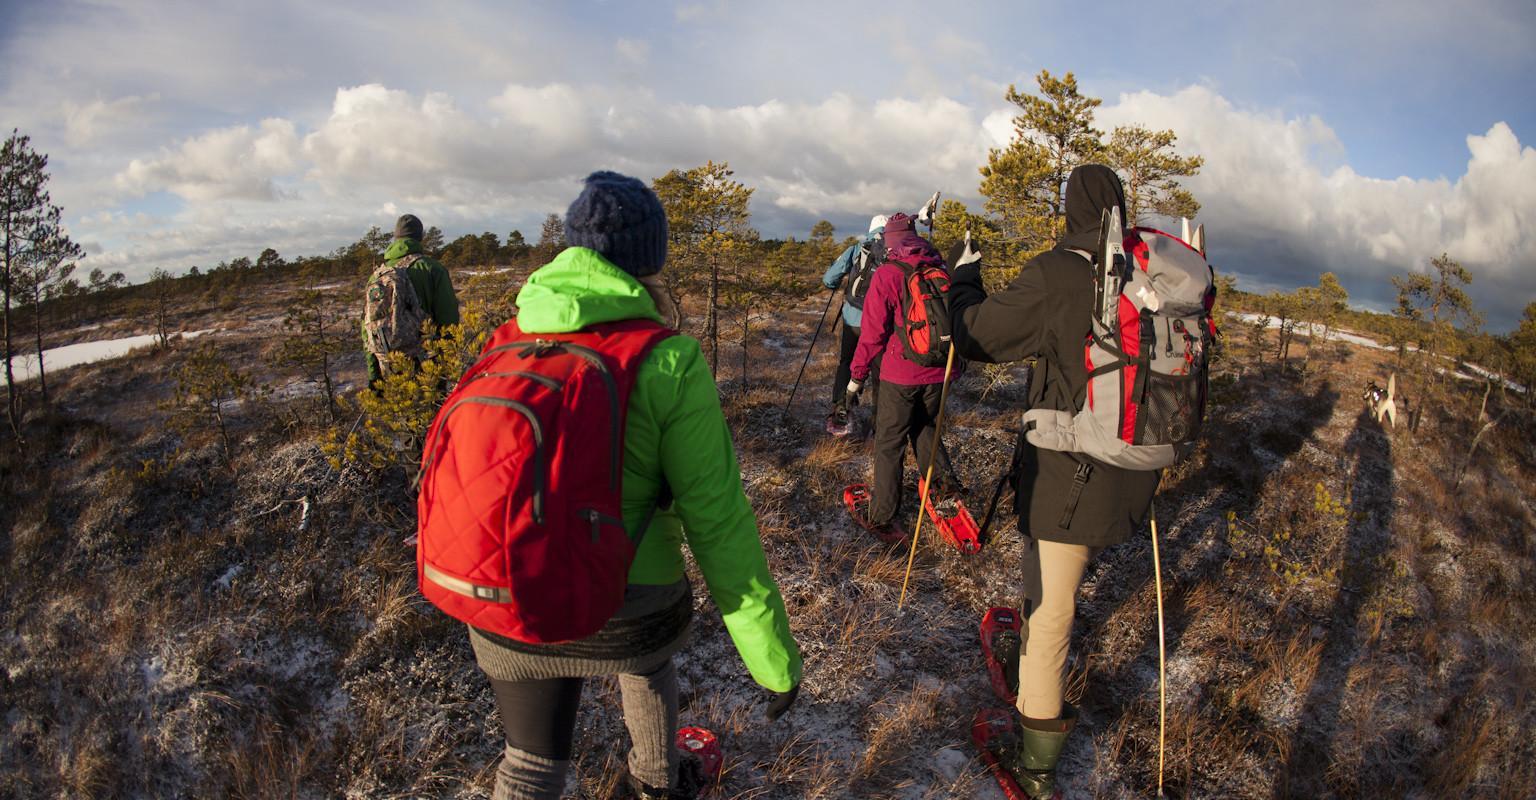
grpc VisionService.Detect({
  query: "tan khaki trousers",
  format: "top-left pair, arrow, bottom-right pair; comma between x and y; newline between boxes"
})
1016,540 -> 1099,720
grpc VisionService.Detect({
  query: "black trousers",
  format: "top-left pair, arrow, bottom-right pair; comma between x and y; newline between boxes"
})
832,320 -> 859,408
490,676 -> 585,760
832,320 -> 879,426
870,380 -> 955,525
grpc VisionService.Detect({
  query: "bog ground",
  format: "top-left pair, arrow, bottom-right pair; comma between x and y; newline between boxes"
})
2,266 -> 1533,799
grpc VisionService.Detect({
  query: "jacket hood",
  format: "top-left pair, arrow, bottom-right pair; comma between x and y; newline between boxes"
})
514,246 -> 664,333
384,238 -> 423,261
883,228 -> 942,267
1061,164 -> 1127,252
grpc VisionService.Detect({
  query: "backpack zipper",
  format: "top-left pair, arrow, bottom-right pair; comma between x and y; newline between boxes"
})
424,396 -> 547,524
582,508 -> 627,543
559,343 -> 622,491
457,369 -> 562,392
470,337 -> 622,488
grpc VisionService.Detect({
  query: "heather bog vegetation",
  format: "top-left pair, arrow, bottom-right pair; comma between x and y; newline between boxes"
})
3,75 -> 1536,799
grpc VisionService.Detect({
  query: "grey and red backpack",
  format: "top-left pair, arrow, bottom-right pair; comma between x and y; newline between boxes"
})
1025,210 -> 1217,470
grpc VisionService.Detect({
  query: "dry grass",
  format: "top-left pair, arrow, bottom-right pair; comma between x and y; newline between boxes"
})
3,288 -> 1534,798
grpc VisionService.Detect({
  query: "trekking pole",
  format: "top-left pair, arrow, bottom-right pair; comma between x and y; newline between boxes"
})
783,288 -> 839,417
976,424 -> 1026,546
976,364 -> 1033,545
1150,503 -> 1167,797
897,342 -> 957,612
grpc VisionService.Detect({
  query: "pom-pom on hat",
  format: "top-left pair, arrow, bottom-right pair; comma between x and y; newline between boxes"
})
564,171 -> 668,277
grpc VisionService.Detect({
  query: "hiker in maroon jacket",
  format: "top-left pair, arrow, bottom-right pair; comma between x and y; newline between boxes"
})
845,213 -> 964,540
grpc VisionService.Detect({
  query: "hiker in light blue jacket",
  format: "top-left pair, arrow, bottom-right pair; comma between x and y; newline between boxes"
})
820,214 -> 887,435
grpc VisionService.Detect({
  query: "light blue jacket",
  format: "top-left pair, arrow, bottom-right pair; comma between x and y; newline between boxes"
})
821,227 -> 884,328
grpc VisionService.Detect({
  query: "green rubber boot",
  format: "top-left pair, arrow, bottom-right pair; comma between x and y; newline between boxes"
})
1006,705 -> 1077,799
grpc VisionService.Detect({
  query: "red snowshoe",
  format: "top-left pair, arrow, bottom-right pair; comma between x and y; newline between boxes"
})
971,708 -> 1038,800
825,406 -> 852,437
980,607 -> 1022,704
675,727 -> 722,797
843,484 -> 904,543
917,478 -> 982,554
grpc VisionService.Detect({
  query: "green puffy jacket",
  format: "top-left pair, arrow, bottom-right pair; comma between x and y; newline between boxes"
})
364,238 -> 461,382
514,247 -> 802,692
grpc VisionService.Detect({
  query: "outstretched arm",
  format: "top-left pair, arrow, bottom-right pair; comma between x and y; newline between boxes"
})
950,256 -> 1050,365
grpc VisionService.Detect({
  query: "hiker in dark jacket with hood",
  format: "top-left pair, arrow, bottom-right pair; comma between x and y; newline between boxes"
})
948,165 -> 1160,798
363,213 -> 460,386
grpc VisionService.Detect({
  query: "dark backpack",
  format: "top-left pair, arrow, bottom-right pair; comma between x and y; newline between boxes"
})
843,238 -> 885,311
894,259 -> 953,368
416,317 -> 675,644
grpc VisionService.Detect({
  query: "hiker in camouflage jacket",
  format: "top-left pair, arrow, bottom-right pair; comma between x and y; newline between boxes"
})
362,213 -> 460,385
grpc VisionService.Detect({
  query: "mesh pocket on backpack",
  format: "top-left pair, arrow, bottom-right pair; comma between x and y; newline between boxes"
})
1139,371 -> 1204,447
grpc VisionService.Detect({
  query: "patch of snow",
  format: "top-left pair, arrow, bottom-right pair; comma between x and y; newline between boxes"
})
214,564 -> 243,591
930,745 -> 972,783
270,379 -> 325,400
270,635 -> 333,682
4,329 -> 214,384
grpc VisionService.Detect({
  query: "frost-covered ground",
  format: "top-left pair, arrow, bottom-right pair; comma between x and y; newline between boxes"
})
2,279 -> 1534,798
1226,311 -> 1527,393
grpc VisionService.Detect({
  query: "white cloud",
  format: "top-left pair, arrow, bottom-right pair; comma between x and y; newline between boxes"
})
113,119 -> 300,201
62,94 -> 158,147
71,79 -> 1536,328
1099,86 -> 1536,323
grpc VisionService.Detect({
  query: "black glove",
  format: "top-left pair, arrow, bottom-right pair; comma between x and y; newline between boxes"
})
764,683 -> 800,721
845,379 -> 864,408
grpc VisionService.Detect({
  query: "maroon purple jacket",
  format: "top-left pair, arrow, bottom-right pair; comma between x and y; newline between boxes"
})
849,229 -> 951,386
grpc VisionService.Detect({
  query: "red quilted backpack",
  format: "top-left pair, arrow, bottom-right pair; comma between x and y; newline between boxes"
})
416,318 -> 674,643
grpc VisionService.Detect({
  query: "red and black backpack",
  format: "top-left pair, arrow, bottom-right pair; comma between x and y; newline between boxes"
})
894,258 -> 954,368
415,318 -> 674,644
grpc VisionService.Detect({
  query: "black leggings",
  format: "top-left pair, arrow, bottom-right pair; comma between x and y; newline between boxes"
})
491,676 -> 585,760
832,319 -> 858,406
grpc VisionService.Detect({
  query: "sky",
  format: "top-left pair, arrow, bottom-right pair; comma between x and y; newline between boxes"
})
3,0 -> 1534,330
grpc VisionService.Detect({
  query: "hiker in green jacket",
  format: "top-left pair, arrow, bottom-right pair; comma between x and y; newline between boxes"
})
472,172 -> 802,800
362,213 -> 460,387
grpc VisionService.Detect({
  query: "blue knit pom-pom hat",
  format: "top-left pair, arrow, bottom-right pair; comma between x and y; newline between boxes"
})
563,170 -> 668,277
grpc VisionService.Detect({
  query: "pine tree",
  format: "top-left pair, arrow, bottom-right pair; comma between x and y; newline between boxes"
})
256,247 -> 285,271
1103,124 -> 1204,225
18,217 -> 82,403
653,161 -> 754,378
1511,302 -> 1536,405
274,267 -> 348,422
148,268 -> 175,349
1392,253 -> 1478,370
422,225 -> 445,256
980,70 -> 1103,254
536,214 -> 565,262
0,130 -> 54,437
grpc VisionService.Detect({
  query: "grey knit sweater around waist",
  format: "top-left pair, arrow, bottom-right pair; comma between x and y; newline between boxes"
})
470,579 -> 693,681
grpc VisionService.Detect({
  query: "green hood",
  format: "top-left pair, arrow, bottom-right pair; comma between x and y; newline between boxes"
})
515,247 -> 664,333
384,238 -> 422,261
